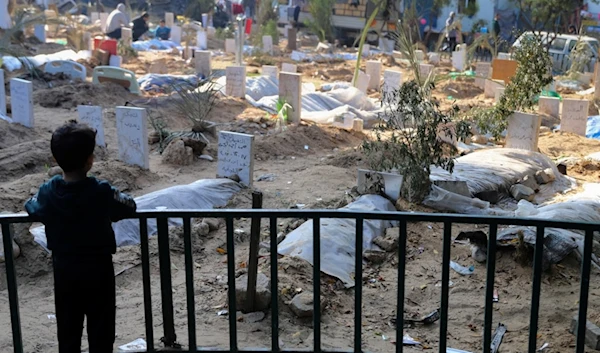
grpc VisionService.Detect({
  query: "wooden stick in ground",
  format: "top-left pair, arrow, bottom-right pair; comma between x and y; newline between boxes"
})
245,191 -> 263,313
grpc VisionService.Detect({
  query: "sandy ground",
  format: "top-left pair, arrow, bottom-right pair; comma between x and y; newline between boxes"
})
1,31 -> 600,353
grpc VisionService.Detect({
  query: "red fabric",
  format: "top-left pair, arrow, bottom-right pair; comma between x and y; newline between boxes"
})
245,18 -> 252,34
232,3 -> 244,15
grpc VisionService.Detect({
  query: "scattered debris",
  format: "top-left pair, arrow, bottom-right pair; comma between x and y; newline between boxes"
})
510,184 -> 535,202
289,291 -> 323,318
235,273 -> 271,311
450,261 -> 475,275
490,323 -> 507,353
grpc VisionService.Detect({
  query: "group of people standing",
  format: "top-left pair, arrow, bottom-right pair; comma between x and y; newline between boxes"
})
105,3 -> 171,42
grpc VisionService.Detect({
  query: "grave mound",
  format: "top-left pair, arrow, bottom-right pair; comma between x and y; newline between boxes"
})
33,82 -> 137,109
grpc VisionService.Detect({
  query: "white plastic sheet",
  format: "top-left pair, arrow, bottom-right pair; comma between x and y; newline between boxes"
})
218,75 -> 383,127
426,148 -> 574,213
31,179 -> 242,250
2,50 -> 91,72
277,195 -> 396,287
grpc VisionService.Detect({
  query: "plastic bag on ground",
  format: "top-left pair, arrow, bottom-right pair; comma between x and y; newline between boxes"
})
138,73 -> 201,92
31,179 -> 242,250
277,194 -> 396,287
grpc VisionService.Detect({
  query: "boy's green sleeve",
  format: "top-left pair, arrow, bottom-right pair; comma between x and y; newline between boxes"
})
109,187 -> 137,222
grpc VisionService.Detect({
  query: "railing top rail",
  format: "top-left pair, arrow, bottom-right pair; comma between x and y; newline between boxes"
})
1,209 -> 599,230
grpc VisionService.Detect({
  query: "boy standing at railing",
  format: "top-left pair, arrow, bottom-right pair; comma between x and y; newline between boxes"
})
24,120 -> 137,353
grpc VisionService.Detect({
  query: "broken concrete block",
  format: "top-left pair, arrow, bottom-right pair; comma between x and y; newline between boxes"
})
519,175 -> 539,192
510,184 -> 535,202
570,315 -> 600,350
364,249 -> 387,264
535,168 -> 556,185
474,190 -> 499,204
373,227 -> 399,252
433,180 -> 471,197
289,292 -> 323,318
235,273 -> 271,311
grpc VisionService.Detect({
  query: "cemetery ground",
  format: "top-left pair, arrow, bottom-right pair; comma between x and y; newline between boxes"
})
2,39 -> 600,353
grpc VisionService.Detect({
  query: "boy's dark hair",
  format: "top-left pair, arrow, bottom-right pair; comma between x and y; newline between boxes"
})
142,12 -> 150,19
51,120 -> 96,173
160,19 -> 165,23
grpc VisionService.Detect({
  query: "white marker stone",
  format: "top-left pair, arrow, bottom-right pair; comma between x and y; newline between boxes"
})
100,12 -> 109,32
78,105 -> 105,147
217,131 -> 255,186
262,65 -> 278,80
116,106 -> 149,169
475,62 -> 492,89
538,96 -> 560,118
225,38 -> 236,53
9,78 -> 34,127
494,87 -> 505,103
195,50 -> 211,77
262,35 -> 273,55
226,66 -> 246,98
382,70 -> 402,103
505,112 -> 542,151
121,27 -> 132,47
165,12 -> 174,28
485,79 -> 504,98
561,98 -> 589,136
34,24 -> 46,43
419,63 -> 434,78
281,63 -> 297,73
90,12 -> 99,23
356,71 -> 370,93
197,30 -> 207,50
357,169 -> 403,201
365,60 -> 382,91
170,25 -> 181,44
279,72 -> 302,125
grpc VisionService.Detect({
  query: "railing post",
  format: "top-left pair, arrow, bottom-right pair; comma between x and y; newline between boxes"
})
483,223 -> 498,353
183,217 -> 197,351
439,222 -> 452,353
1,223 -> 23,353
139,218 -> 154,352
313,217 -> 322,351
354,218 -> 364,353
245,191 -> 263,313
157,217 -> 177,347
269,217 -> 280,353
396,220 -> 407,353
576,228 -> 595,353
528,226 -> 545,353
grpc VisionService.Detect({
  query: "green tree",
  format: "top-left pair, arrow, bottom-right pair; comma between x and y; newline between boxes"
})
305,0 -> 335,42
512,0 -> 598,36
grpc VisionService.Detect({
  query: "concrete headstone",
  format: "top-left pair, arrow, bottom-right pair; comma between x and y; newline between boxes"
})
357,169 -> 403,201
595,62 -> 600,100
561,98 -> 589,136
287,27 -> 297,50
90,12 -> 99,23
165,12 -> 174,28
362,44 -> 370,57
415,50 -> 425,61
505,112 -> 542,151
281,63 -> 297,73
428,53 -> 441,65
121,27 -> 132,47
382,69 -> 402,102
538,96 -> 560,118
195,50 -> 211,77
262,35 -> 273,55
226,66 -> 246,98
202,13 -> 209,28
77,105 -> 105,147
225,38 -> 236,53
497,52 -> 512,60
279,72 -> 302,125
217,131 -> 255,186
494,87 -> 505,103
452,49 -> 466,71
262,65 -> 278,80
197,30 -> 208,50
356,71 -> 370,93
419,63 -> 434,78
116,106 -> 149,169
475,62 -> 492,89
365,60 -> 382,91
100,12 -> 109,32
9,78 -> 33,127
170,25 -> 182,44
485,79 -> 504,98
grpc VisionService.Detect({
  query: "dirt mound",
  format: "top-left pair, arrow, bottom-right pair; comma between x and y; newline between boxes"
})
89,160 -> 161,193
569,159 -> 600,182
0,119 -> 42,149
0,140 -> 53,182
254,124 -> 364,160
326,149 -> 366,168
538,131 -> 600,158
34,82 -> 138,109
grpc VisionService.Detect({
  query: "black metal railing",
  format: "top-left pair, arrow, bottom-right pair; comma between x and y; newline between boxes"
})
1,210 -> 598,353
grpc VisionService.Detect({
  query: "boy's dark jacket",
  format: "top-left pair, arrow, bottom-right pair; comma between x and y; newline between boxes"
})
25,176 -> 137,255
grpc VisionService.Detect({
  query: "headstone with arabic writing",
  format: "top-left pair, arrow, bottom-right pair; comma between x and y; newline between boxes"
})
116,106 -> 149,169
9,78 -> 34,127
217,131 -> 254,186
78,105 -> 106,147
226,66 -> 246,98
505,112 -> 542,151
561,98 -> 589,136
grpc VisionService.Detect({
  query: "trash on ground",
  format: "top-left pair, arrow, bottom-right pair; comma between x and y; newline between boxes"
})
490,323 -> 507,353
450,261 -> 475,275
118,338 -> 147,352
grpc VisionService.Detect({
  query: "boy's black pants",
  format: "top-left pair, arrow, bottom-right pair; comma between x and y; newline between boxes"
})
52,254 -> 115,353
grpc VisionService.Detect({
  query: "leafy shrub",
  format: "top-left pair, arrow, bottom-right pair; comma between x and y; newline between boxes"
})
185,0 -> 216,22
475,36 -> 553,138
305,0 -> 335,42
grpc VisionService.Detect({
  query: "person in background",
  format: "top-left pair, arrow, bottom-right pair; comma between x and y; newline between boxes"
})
105,3 -> 128,39
292,0 -> 304,28
445,11 -> 457,51
25,120 -> 137,353
155,19 -> 170,40
569,24 -> 578,35
132,12 -> 149,41
493,13 -> 500,37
